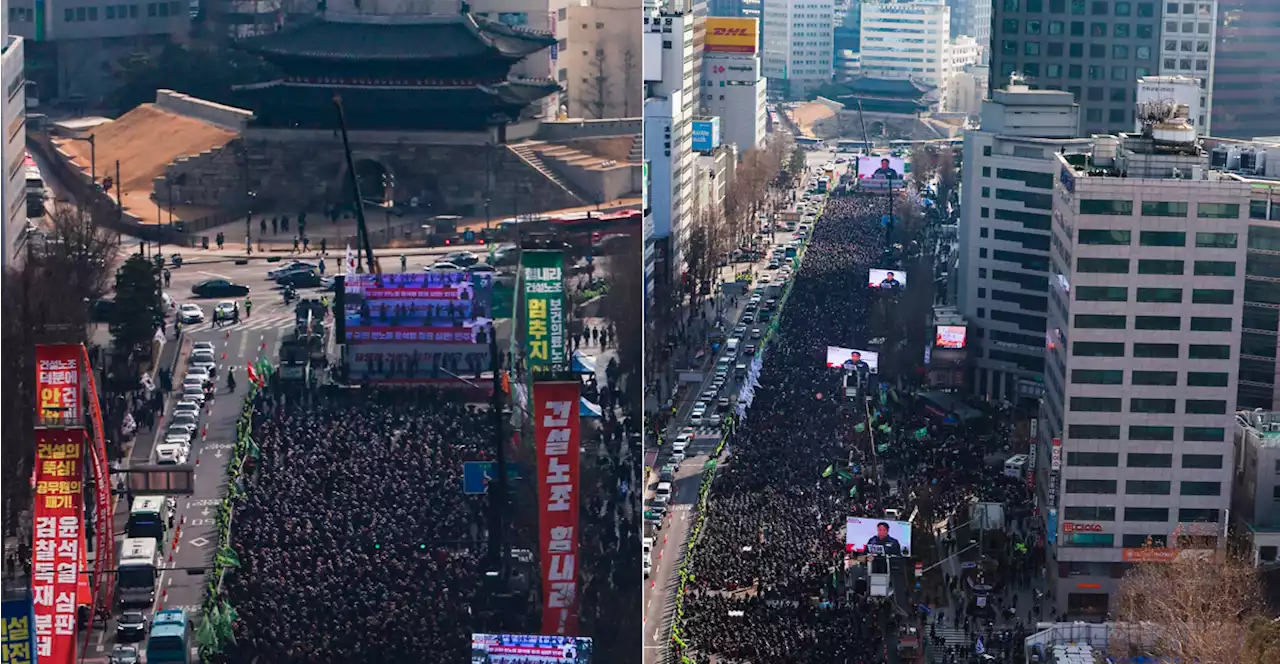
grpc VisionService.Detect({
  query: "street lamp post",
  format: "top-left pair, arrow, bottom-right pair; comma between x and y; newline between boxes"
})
245,190 -> 257,255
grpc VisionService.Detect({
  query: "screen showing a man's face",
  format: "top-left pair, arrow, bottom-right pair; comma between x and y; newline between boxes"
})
881,160 -> 890,169
886,273 -> 894,280
851,353 -> 861,363
877,524 -> 889,538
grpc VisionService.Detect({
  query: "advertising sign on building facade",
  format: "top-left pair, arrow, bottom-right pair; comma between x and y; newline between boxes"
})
691,118 -> 722,153
534,382 -> 582,636
704,17 -> 758,54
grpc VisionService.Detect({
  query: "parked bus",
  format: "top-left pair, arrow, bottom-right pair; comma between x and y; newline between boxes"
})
836,139 -> 871,153
795,136 -> 823,150
117,537 -> 159,607
147,608 -> 192,663
23,153 -> 45,218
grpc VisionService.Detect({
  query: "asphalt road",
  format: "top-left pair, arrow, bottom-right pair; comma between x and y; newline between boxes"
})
91,266 -> 306,663
641,175 -> 825,663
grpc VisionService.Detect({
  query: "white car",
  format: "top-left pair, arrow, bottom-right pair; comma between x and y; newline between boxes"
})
192,341 -> 215,355
690,403 -> 707,425
155,443 -> 189,466
267,261 -> 315,280
178,304 -> 204,324
214,301 -> 238,321
186,366 -> 211,383
188,351 -> 217,374
643,556 -> 652,578
180,385 -> 206,405
181,376 -> 205,391
169,411 -> 199,431
173,400 -> 200,417
429,262 -> 462,271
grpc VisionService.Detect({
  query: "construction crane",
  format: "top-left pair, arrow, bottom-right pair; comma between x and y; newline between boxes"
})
333,95 -> 380,274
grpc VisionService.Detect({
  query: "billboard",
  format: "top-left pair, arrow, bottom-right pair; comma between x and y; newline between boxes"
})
935,325 -> 967,349
32,430 -> 85,664
868,268 -> 906,290
825,346 -> 879,374
691,118 -> 722,153
534,382 -> 582,636
471,633 -> 594,663
857,155 -> 905,182
704,17 -> 758,54
523,251 -> 568,373
1,597 -> 37,664
845,517 -> 913,556
339,271 -> 495,345
36,345 -> 82,428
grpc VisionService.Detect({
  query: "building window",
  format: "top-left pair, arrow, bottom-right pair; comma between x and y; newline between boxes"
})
1188,344 -> 1230,360
1182,454 -> 1223,469
1178,509 -> 1220,523
1195,232 -> 1237,248
1138,259 -> 1184,275
1180,480 -> 1221,495
1124,507 -> 1170,521
1074,314 -> 1126,329
1138,2 -> 1155,17
1071,370 -> 1124,385
1130,398 -> 1176,413
1047,64 -> 1063,77
1026,42 -> 1042,56
1078,229 -> 1131,245
1076,286 -> 1127,302
1065,506 -> 1116,520
1132,370 -> 1177,386
1184,427 -> 1225,442
1136,45 -> 1151,60
1071,397 -> 1123,412
1068,452 -> 1120,466
1133,343 -> 1179,358
1122,534 -> 1169,547
1073,342 -> 1125,357
1134,316 -> 1180,331
1191,289 -> 1234,305
1130,425 -> 1175,441
1068,424 -> 1121,439
1127,453 -> 1172,468
1078,258 -> 1131,273
1127,480 -> 1172,495
1066,479 -> 1118,494
1139,231 -> 1186,246
1186,372 -> 1228,387
1080,199 -> 1133,215
1065,533 -> 1115,547
1049,20 -> 1065,35
1116,1 -> 1132,15
1136,287 -> 1182,303
1189,317 -> 1231,332
1139,201 -> 1188,217
64,8 -> 73,20
1193,261 -> 1236,277
1197,203 -> 1241,219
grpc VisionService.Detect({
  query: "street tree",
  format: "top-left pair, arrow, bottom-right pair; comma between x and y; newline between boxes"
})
577,49 -> 612,120
599,232 -> 643,412
1113,546 -> 1275,664
109,43 -> 273,111
786,146 -> 806,182
909,144 -> 939,186
110,254 -> 163,362
935,147 -> 960,210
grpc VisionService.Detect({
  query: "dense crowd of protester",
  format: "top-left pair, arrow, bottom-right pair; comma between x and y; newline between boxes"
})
682,193 -> 896,663
224,387 -> 505,662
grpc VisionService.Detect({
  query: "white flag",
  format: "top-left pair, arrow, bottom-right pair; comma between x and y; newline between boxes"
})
345,244 -> 357,276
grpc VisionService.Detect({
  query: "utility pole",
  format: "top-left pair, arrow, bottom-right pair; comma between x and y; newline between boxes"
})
488,330 -> 510,578
333,95 -> 376,273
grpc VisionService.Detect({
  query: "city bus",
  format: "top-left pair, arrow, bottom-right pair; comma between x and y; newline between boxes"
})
117,537 -> 159,607
795,136 -> 823,150
836,139 -> 872,153
147,608 -> 192,663
126,496 -> 170,543
24,153 -> 45,218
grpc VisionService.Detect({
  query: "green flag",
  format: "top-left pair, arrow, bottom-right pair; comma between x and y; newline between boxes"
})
838,470 -> 854,482
849,486 -> 858,497
854,423 -> 866,433
877,443 -> 889,453
822,464 -> 834,478
879,424 -> 892,433
915,427 -> 929,440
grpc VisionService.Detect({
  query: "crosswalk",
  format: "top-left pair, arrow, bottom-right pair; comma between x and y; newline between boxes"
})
928,621 -> 970,663
185,314 -> 296,334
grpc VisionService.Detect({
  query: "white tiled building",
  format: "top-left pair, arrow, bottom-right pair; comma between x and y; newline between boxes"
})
859,1 -> 951,108
762,0 -> 834,98
1157,0 -> 1216,133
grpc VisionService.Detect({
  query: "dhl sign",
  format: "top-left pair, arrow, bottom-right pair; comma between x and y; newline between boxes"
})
705,17 -> 758,54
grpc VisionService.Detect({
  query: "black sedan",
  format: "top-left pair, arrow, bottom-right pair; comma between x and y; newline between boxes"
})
191,279 -> 250,298
277,270 -> 322,288
116,610 -> 148,642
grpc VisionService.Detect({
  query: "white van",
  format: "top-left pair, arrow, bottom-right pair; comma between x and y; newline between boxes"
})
655,482 -> 673,502
726,338 -> 740,353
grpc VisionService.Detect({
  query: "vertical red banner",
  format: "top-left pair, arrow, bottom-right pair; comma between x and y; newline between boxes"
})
80,345 -> 116,610
35,345 -> 83,428
533,381 -> 582,636
31,430 -> 85,664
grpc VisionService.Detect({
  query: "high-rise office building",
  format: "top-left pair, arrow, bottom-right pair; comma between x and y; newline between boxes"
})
1038,122 -> 1248,618
2,36 -> 27,265
762,0 -> 835,98
1156,0 -> 1216,133
989,0 -> 1161,135
860,1 -> 951,107
959,84 -> 1090,403
701,17 -> 767,152
1211,0 -> 1280,139
947,0 -> 990,61
644,8 -> 699,295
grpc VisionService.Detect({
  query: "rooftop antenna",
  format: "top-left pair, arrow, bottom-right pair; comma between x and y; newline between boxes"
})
1136,99 -> 1177,137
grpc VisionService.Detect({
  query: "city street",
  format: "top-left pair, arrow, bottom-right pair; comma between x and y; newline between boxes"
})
641,166 -> 821,664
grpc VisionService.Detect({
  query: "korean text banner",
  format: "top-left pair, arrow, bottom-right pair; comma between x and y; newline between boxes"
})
1,597 -> 37,664
825,346 -> 879,373
36,345 -> 82,428
534,382 -> 581,636
471,633 -> 594,663
32,430 -> 85,664
845,517 -> 913,556
523,251 -> 567,373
